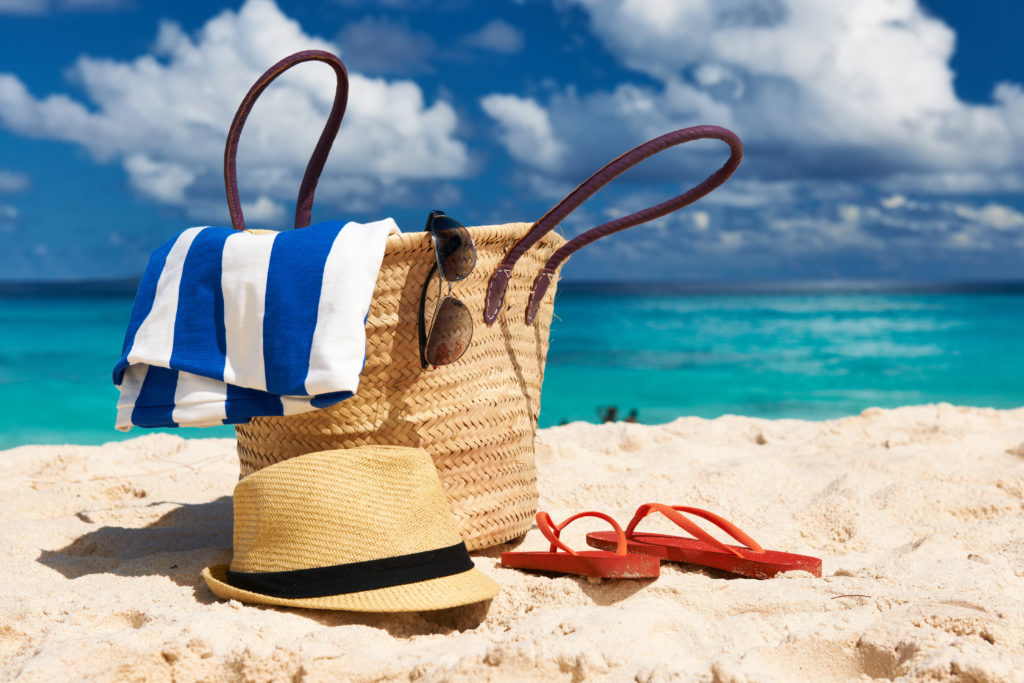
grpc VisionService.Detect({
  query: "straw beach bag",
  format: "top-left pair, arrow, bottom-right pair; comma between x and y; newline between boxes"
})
229,51 -> 743,550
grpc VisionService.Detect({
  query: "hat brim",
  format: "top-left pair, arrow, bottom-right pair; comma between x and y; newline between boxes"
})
202,563 -> 499,612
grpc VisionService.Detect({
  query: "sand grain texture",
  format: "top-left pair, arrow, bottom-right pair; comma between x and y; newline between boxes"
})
2,404 -> 1023,681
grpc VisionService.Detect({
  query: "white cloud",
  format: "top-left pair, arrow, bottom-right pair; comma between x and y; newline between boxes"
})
494,179 -> 1024,278
123,155 -> 195,204
704,180 -> 801,208
461,19 -> 524,54
947,230 -> 974,248
0,170 -> 29,193
0,0 -> 125,14
692,210 -> 710,232
62,0 -> 125,7
0,0 -> 470,224
658,193 -> 1023,257
883,170 -> 1024,195
769,201 -> 878,250
838,204 -> 860,224
858,196 -> 1024,250
333,0 -> 451,7
483,0 -> 1024,193
717,230 -> 744,249
755,195 -> 1024,255
332,0 -> 473,8
0,0 -> 44,14
480,94 -> 565,168
240,195 -> 287,225
950,202 -> 1024,231
881,194 -> 907,209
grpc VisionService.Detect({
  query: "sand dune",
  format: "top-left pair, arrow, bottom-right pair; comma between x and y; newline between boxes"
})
2,404 -> 1023,681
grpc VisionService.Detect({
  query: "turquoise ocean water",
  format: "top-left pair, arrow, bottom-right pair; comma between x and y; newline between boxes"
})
1,282 -> 1022,450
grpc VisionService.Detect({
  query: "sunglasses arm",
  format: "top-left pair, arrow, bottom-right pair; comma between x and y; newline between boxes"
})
417,262 -> 439,369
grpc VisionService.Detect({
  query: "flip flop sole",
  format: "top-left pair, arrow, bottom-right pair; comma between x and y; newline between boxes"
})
500,550 -> 660,579
586,532 -> 821,579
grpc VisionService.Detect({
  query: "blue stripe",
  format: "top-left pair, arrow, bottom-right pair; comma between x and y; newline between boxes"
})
130,366 -> 179,428
225,383 -> 283,422
168,227 -> 232,380
262,221 -> 344,396
112,234 -> 177,384
310,391 -> 352,409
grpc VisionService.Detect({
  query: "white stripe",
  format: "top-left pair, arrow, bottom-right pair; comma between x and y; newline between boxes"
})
171,370 -> 229,427
126,227 -> 205,369
220,229 -> 277,392
281,396 -> 314,415
114,364 -> 148,431
304,219 -> 399,395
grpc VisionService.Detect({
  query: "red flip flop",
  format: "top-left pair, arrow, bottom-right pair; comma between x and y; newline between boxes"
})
501,511 -> 661,579
585,504 -> 821,579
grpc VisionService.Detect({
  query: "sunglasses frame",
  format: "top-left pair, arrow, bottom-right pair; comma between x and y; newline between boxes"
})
418,211 -> 477,369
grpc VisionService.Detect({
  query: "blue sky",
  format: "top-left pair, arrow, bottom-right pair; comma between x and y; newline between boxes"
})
0,0 -> 1022,282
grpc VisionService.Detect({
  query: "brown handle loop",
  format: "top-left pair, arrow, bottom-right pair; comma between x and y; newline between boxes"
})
224,50 -> 349,231
482,125 -> 743,324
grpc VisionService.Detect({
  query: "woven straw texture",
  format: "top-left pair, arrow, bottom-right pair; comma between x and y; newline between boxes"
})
236,223 -> 566,550
203,446 -> 500,612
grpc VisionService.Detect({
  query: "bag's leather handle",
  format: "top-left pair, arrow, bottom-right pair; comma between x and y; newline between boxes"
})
224,50 -> 349,231
483,125 -> 743,324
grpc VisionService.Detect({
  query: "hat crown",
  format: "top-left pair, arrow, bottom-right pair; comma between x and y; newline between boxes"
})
230,446 -> 462,573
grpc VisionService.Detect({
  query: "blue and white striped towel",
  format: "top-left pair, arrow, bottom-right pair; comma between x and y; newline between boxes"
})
113,219 -> 400,431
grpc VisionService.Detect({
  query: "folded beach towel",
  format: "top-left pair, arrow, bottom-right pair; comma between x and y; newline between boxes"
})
113,219 -> 400,431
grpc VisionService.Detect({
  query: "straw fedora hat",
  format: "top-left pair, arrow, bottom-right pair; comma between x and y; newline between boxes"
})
202,445 -> 499,612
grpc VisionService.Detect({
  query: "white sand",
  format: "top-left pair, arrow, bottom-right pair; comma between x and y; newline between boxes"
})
2,403 -> 1024,682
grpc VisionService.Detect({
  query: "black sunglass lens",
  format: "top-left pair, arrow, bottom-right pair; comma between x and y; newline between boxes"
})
425,296 -> 473,366
430,216 -> 476,282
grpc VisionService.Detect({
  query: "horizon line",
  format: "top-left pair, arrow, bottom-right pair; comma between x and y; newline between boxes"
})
3,276 -> 1024,298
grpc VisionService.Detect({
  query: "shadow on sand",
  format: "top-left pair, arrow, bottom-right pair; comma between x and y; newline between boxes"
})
35,496 -> 494,634
37,496 -> 234,586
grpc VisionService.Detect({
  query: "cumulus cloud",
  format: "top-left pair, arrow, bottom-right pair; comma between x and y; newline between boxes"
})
240,195 -> 287,225
884,170 -> 1024,195
797,196 -> 1024,252
691,210 -> 710,232
461,19 -> 524,54
724,192 -> 1022,260
0,0 -> 470,225
0,170 -> 30,193
0,203 -> 18,232
483,0 -> 1024,193
950,202 -> 1024,231
881,194 -> 907,210
0,0 -> 43,13
60,0 -> 126,8
332,0 -> 472,8
480,94 -> 565,168
123,155 -> 195,204
0,0 -> 126,14
573,184 -> 1024,279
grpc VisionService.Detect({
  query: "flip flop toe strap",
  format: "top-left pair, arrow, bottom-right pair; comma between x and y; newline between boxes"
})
626,504 -> 765,558
537,511 -> 629,556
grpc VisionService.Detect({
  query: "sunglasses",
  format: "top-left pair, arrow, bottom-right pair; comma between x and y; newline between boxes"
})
418,210 -> 477,368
